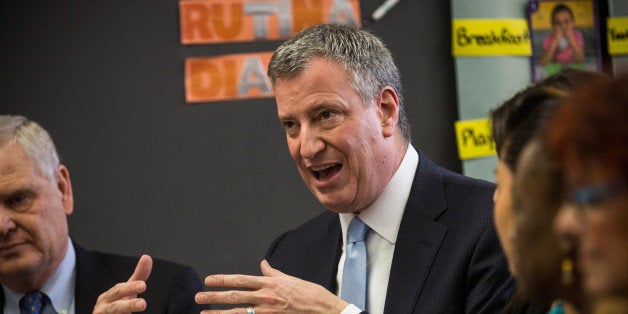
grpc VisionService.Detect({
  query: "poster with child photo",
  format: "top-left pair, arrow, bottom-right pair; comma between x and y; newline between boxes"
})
528,0 -> 602,82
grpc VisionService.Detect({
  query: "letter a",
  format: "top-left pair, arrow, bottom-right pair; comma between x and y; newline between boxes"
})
238,57 -> 272,96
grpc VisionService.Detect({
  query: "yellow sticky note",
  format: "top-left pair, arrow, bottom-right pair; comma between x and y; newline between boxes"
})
455,118 -> 496,160
452,19 -> 532,56
607,17 -> 628,55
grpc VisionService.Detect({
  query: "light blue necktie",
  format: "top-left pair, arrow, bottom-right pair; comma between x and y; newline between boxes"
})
19,291 -> 46,314
341,217 -> 371,311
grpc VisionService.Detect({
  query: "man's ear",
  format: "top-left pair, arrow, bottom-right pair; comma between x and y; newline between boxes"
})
57,165 -> 74,216
377,86 -> 400,138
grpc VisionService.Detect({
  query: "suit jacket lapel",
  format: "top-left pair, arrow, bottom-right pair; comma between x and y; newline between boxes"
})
384,153 -> 449,313
306,216 -> 343,292
73,242 -> 119,313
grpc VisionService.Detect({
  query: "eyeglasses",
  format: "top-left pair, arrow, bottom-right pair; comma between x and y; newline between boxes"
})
569,181 -> 626,208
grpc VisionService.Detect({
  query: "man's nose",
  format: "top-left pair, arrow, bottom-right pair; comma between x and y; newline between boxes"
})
299,127 -> 325,160
0,209 -> 17,237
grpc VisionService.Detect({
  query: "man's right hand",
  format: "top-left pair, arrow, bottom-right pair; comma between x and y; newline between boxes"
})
92,254 -> 153,314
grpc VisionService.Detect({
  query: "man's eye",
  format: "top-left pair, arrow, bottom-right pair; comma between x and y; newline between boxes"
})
283,121 -> 295,129
6,194 -> 29,209
320,111 -> 336,120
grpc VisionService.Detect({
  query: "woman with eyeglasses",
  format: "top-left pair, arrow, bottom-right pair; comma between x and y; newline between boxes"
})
548,73 -> 628,313
489,69 -> 601,314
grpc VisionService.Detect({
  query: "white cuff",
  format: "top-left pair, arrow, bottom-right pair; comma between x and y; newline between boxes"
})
340,304 -> 363,314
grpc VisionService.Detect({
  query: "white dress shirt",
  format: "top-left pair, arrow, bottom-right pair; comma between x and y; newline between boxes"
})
338,145 -> 419,314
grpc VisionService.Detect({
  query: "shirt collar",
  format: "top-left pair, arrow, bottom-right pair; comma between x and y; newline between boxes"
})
2,238 -> 76,314
41,237 -> 76,313
340,144 -> 419,245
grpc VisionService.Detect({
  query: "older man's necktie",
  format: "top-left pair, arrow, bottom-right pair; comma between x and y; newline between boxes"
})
19,291 -> 47,314
341,217 -> 371,311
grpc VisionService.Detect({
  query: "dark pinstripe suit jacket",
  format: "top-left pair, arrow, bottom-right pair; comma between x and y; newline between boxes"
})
265,152 -> 514,313
1,242 -> 207,313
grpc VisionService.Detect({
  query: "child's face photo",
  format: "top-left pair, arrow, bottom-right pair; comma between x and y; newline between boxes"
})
529,0 -> 601,82
553,11 -> 575,32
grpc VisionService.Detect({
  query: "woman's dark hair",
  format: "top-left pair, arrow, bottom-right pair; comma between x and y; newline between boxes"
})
491,68 -> 604,171
491,86 -> 567,171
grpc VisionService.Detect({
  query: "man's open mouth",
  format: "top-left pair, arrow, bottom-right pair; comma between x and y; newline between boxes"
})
311,164 -> 342,181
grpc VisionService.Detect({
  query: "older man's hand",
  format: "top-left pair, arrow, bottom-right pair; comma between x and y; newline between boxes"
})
92,254 -> 153,314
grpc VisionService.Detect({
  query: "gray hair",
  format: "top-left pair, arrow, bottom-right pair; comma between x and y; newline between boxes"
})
0,115 -> 60,181
267,23 -> 411,143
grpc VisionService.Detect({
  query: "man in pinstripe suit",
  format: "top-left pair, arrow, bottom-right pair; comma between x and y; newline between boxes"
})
196,24 -> 513,314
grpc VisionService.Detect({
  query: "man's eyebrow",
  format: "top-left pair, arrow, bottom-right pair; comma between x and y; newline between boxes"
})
0,186 -> 36,199
310,102 -> 344,117
278,113 -> 295,121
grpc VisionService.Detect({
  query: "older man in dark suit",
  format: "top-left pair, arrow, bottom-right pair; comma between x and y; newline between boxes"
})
0,115 -> 205,313
195,24 -> 513,313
